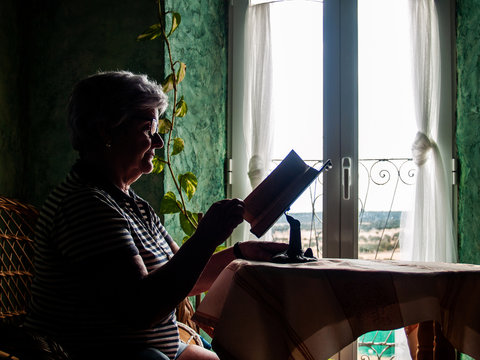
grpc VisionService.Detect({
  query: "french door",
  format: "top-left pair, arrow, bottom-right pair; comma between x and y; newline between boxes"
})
228,0 -> 455,357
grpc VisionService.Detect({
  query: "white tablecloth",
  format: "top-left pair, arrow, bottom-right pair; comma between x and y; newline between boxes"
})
193,258 -> 480,360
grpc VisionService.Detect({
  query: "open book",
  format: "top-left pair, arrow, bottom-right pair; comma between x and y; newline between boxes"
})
244,150 -> 332,238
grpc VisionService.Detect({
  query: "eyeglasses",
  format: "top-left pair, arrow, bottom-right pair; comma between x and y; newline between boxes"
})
149,118 -> 159,137
131,116 -> 158,137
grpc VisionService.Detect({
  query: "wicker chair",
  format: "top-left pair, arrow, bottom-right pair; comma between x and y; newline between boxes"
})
0,195 -> 71,359
0,196 -> 204,359
0,196 -> 38,325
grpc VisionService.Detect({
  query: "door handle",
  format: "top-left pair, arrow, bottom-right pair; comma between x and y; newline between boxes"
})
342,157 -> 351,200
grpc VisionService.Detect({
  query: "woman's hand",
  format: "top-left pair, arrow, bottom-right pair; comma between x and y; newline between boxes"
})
194,198 -> 245,249
236,240 -> 288,262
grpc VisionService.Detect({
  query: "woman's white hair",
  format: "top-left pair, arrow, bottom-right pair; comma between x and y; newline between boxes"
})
67,70 -> 168,153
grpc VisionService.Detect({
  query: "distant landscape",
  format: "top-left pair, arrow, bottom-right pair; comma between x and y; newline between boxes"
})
271,211 -> 402,259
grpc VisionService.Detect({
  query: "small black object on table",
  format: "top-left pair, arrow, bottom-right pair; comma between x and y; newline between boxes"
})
272,213 -> 317,263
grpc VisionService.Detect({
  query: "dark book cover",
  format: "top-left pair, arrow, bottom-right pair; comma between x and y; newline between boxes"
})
244,150 -> 332,238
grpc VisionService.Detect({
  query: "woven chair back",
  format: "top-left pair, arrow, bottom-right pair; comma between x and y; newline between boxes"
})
0,196 -> 38,325
0,195 -> 205,350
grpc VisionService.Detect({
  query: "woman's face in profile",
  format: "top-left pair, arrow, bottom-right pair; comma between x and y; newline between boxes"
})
110,108 -> 163,181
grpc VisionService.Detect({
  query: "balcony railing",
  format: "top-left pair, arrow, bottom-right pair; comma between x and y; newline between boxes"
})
358,158 -> 416,261
270,157 -> 416,260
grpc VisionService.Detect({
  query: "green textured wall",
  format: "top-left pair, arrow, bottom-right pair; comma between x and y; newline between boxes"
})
163,0 -> 229,243
0,0 -> 27,200
23,0 -> 168,209
455,2 -> 479,358
456,0 -> 480,265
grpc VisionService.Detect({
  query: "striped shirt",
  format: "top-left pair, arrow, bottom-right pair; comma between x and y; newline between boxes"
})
25,161 -> 180,359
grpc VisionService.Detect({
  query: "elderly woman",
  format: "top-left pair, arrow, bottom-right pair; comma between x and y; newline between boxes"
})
25,71 -> 286,360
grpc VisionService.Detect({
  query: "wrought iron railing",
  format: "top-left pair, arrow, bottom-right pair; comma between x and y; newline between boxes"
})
270,157 -> 416,259
358,330 -> 396,360
358,158 -> 416,260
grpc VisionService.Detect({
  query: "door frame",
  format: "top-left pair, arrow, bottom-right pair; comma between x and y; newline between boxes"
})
323,0 -> 358,259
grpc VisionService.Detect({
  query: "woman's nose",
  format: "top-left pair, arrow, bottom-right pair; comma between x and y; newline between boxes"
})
152,133 -> 164,149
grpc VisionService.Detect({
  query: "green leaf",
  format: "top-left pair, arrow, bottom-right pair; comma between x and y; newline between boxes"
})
159,192 -> 181,214
166,12 -> 181,38
152,155 -> 166,174
179,172 -> 198,200
174,96 -> 188,118
172,137 -> 185,156
182,235 -> 190,244
215,245 -> 227,253
137,23 -> 163,41
158,118 -> 172,134
179,211 -> 198,236
162,73 -> 174,93
176,62 -> 187,85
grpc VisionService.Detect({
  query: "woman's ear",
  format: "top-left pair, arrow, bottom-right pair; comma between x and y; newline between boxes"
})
95,121 -> 112,147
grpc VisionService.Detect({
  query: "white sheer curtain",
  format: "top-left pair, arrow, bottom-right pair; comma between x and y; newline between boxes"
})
401,0 -> 457,263
243,3 -> 275,191
240,3 -> 275,241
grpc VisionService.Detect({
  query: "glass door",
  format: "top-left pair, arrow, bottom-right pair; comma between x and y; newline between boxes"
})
228,0 -> 327,250
229,0 -> 454,358
357,0 -> 417,262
